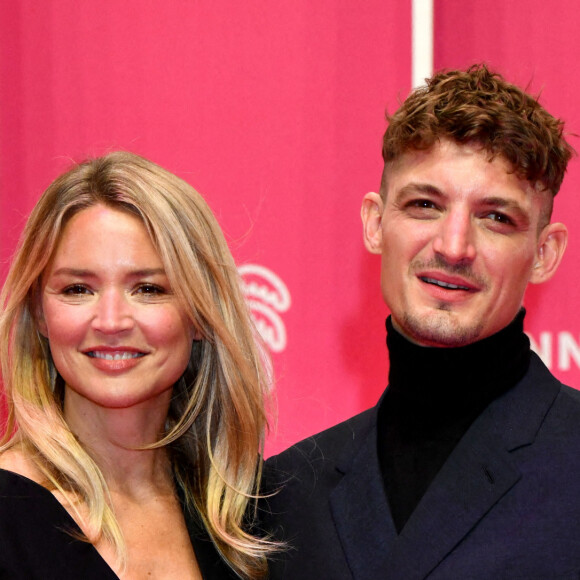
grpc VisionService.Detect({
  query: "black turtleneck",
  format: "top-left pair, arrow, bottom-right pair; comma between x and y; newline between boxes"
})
377,309 -> 531,533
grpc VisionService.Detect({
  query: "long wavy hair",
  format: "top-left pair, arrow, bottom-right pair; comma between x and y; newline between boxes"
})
0,151 -> 275,578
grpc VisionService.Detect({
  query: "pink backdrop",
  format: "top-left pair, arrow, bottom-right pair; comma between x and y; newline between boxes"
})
2,1 -> 579,456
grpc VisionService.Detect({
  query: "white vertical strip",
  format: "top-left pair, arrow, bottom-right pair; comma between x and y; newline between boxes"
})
412,0 -> 434,88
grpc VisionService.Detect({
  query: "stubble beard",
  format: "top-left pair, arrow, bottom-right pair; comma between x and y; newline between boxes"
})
399,305 -> 485,348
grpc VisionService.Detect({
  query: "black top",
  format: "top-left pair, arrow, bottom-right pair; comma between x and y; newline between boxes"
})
378,309 -> 531,532
0,469 -> 237,579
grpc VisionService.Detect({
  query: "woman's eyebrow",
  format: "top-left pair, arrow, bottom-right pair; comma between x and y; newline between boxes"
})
48,267 -> 167,277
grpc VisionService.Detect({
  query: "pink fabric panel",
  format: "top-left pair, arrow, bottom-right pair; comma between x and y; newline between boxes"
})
0,1 -> 411,455
435,0 -> 580,403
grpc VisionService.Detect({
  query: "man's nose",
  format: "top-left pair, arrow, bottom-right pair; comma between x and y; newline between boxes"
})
91,289 -> 134,334
432,211 -> 476,263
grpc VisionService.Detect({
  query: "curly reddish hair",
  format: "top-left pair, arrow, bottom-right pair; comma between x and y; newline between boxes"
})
382,64 -> 573,196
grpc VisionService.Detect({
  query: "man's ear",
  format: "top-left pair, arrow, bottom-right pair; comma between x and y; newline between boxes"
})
529,222 -> 568,284
361,192 -> 385,255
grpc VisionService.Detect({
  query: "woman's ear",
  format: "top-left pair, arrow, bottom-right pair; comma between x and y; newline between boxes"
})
36,312 -> 48,337
529,222 -> 568,285
34,290 -> 48,338
361,192 -> 385,255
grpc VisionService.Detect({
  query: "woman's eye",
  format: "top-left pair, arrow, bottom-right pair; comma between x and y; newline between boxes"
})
135,284 -> 166,295
62,284 -> 90,295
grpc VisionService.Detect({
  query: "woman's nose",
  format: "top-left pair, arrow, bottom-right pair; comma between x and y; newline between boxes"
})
91,289 -> 134,334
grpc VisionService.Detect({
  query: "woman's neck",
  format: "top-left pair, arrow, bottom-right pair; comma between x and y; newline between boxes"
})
63,388 -> 174,495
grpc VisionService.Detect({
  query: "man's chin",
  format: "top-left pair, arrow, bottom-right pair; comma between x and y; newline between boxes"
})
399,311 -> 484,348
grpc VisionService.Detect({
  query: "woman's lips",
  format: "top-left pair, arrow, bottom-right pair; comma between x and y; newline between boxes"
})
87,351 -> 145,360
84,349 -> 147,371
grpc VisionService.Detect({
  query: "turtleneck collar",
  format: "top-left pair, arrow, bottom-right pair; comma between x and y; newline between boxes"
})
385,308 -> 530,421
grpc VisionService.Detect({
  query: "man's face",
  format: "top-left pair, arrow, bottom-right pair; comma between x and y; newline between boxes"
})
362,139 -> 567,347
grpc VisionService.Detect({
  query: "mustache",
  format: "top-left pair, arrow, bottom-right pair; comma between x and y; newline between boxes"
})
410,255 -> 489,290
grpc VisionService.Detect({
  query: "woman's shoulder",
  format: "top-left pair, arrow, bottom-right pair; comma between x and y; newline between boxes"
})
0,447 -> 52,503
0,447 -> 81,518
0,446 -> 46,489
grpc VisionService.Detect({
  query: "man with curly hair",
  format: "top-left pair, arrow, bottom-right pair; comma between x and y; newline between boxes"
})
264,65 -> 580,579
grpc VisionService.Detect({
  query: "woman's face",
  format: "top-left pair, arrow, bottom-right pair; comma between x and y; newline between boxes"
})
38,204 -> 196,413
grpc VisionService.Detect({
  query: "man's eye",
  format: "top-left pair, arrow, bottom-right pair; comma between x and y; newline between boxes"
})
403,199 -> 440,218
410,199 -> 437,209
62,284 -> 90,295
487,212 -> 513,225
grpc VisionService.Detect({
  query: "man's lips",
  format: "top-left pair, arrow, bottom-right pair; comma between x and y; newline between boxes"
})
419,276 -> 474,291
417,269 -> 480,293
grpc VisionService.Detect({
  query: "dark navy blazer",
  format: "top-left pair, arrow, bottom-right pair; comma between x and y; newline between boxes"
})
263,353 -> 580,579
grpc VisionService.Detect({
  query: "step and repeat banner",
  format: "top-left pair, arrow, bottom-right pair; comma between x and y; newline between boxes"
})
1,1 -> 579,456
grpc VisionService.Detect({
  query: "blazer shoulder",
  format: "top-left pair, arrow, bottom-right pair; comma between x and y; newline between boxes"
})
547,382 -> 580,431
264,406 -> 376,489
559,383 -> 580,404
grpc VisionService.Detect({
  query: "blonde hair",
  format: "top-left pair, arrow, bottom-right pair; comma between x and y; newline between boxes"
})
0,151 -> 275,578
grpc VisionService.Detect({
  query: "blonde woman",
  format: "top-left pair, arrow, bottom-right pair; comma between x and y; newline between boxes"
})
0,152 -> 275,579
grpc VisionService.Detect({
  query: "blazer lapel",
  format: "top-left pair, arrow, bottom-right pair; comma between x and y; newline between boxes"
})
329,417 -> 398,580
383,353 -> 561,579
385,427 -> 521,578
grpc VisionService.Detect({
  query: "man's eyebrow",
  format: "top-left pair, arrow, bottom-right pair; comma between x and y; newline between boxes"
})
480,196 -> 525,211
394,182 -> 444,201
